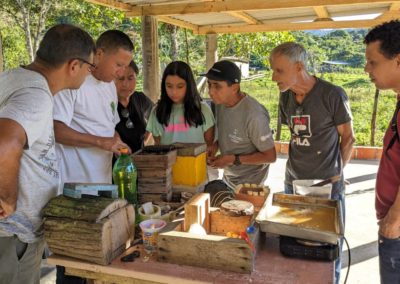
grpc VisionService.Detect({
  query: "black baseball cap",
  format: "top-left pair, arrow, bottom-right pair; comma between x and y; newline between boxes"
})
203,60 -> 241,84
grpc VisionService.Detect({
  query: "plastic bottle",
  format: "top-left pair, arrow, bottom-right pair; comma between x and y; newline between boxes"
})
112,148 -> 138,212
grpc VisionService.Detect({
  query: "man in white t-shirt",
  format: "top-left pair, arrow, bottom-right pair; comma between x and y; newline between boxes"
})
0,24 -> 95,284
53,30 -> 134,185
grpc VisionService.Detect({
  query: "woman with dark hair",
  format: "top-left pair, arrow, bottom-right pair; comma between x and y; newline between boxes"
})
146,61 -> 215,150
115,60 -> 154,153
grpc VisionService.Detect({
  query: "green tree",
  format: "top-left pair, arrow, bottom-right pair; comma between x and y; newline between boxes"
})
218,32 -> 294,68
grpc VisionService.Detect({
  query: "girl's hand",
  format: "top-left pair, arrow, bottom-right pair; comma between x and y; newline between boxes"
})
379,209 -> 400,239
207,141 -> 218,158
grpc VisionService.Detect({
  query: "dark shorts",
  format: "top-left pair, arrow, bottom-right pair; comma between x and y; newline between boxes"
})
0,235 -> 45,284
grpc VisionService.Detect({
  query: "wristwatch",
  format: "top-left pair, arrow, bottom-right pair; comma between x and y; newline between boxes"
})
233,154 -> 241,166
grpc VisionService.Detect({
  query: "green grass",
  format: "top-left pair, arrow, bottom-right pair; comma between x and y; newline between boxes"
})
240,70 -> 396,147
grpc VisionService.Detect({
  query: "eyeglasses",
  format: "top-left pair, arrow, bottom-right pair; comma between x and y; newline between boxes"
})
121,108 -> 134,129
74,58 -> 96,70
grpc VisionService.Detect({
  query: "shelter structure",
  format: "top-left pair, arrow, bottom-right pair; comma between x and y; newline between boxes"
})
85,0 -> 400,101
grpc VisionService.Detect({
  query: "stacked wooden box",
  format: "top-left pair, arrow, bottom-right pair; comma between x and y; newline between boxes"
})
43,195 -> 135,265
132,147 -> 177,203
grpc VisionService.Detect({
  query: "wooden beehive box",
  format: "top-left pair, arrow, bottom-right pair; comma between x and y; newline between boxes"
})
43,195 -> 135,265
157,193 -> 260,273
132,147 -> 177,203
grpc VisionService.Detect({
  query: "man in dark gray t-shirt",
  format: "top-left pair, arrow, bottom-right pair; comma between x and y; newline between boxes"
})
205,60 -> 276,190
270,42 -> 355,284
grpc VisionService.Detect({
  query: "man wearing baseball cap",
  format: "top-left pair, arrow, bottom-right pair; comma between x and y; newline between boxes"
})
205,60 -> 277,190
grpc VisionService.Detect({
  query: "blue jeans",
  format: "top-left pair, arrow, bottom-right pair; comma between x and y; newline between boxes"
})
285,181 -> 345,284
379,234 -> 400,284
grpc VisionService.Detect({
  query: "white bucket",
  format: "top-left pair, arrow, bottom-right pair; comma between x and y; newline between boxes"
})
139,219 -> 166,253
293,180 -> 332,199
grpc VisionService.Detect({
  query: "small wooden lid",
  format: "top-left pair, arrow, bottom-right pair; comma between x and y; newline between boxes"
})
220,200 -> 254,217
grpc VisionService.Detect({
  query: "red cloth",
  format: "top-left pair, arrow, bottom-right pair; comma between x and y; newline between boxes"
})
376,100 -> 400,219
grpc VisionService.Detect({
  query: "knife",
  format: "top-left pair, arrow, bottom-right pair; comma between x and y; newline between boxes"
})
310,175 -> 341,187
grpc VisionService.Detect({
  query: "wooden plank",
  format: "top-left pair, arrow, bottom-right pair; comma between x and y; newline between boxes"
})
124,0 -> 400,17
157,16 -> 199,32
184,193 -> 210,232
43,195 -> 128,222
65,267 -> 159,284
226,11 -> 262,25
173,142 -> 206,156
139,192 -> 172,203
313,6 -> 331,19
137,168 -> 171,178
196,17 -> 400,34
157,231 -> 256,273
85,0 -> 132,11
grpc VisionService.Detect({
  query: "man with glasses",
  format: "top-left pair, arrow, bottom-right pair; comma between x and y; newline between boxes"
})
53,30 -> 133,283
269,42 -> 355,284
0,24 -> 95,284
364,20 -> 400,284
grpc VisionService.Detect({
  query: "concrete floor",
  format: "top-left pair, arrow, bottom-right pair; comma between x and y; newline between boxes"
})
40,155 -> 381,284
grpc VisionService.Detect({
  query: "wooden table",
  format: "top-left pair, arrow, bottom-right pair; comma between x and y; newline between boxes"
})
47,233 -> 333,284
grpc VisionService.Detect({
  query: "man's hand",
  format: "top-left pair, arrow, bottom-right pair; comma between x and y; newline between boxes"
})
208,154 -> 234,168
100,135 -> 131,155
0,199 -> 16,219
379,209 -> 400,239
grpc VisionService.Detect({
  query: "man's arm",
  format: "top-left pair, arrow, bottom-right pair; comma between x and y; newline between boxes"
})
54,120 -> 128,155
379,185 -> 400,239
337,121 -> 355,168
0,119 -> 26,218
208,147 -> 276,168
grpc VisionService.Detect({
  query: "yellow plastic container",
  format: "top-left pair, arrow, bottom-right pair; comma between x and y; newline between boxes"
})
172,152 -> 207,186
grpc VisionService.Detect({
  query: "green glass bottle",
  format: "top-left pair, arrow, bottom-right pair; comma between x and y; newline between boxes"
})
113,148 -> 138,219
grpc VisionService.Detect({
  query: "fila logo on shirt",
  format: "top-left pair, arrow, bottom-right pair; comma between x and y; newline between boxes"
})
290,115 -> 312,147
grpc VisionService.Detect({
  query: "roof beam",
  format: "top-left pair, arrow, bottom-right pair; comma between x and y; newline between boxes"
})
86,0 -> 133,11
157,16 -> 200,31
125,0 -> 400,17
376,2 -> 400,19
313,6 -> 331,19
196,16 -> 400,34
226,11 -> 262,25
389,2 -> 400,10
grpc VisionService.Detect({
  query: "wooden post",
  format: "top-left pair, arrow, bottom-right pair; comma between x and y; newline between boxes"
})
0,33 -> 3,73
141,16 -> 160,103
276,92 -> 282,141
370,88 -> 380,146
206,33 -> 218,70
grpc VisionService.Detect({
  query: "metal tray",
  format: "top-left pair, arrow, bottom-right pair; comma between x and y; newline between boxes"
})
256,193 -> 344,244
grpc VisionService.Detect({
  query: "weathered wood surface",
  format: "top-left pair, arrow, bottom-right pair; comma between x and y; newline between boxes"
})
173,142 -> 206,157
132,150 -> 176,169
139,192 -> 172,204
48,234 -> 334,284
137,168 -> 171,178
44,198 -> 135,265
138,183 -> 171,194
43,195 -> 128,222
157,230 -> 258,273
183,193 -> 210,232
